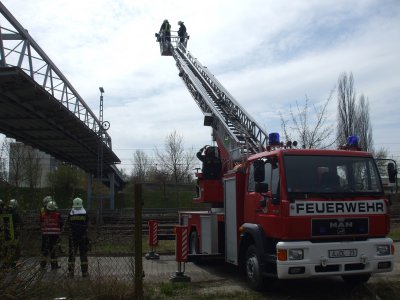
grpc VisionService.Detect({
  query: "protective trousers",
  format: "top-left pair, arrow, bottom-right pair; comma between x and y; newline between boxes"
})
41,235 -> 60,269
68,235 -> 88,276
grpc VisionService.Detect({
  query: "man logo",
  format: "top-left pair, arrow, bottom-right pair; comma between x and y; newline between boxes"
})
330,220 -> 353,235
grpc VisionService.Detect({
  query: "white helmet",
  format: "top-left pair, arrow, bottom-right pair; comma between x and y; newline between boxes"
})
72,197 -> 83,209
43,196 -> 52,206
8,199 -> 18,208
47,201 -> 57,211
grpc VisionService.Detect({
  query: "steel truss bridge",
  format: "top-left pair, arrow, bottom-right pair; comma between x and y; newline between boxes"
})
0,3 -> 124,206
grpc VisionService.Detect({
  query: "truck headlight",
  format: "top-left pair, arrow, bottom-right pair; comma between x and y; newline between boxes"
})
288,249 -> 304,260
376,245 -> 390,256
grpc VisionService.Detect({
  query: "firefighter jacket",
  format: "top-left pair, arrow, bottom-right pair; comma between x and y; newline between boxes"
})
41,211 -> 62,235
178,23 -> 186,38
160,21 -> 171,34
67,208 -> 89,239
196,147 -> 222,179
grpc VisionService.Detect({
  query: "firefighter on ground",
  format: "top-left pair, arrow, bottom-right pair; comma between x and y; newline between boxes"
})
196,145 -> 222,179
159,19 -> 171,42
40,200 -> 62,270
0,199 -> 5,214
3,199 -> 23,267
67,197 -> 89,277
40,195 -> 57,264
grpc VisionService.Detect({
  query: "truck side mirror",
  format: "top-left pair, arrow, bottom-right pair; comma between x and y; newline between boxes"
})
253,160 -> 265,182
388,163 -> 397,183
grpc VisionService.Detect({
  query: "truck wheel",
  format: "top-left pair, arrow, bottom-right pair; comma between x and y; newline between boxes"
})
342,274 -> 371,285
245,245 -> 264,291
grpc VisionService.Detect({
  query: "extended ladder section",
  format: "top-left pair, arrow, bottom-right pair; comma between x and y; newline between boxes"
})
157,36 -> 269,161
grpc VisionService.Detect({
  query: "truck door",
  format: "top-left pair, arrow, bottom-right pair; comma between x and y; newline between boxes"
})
244,161 -> 267,222
254,156 -> 282,237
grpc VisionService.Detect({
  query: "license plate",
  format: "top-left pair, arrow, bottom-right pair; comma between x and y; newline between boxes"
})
328,249 -> 357,258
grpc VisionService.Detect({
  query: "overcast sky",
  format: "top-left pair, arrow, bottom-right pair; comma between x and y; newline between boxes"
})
1,0 -> 399,174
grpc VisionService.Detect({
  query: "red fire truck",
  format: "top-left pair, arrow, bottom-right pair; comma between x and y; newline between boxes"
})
156,31 -> 398,290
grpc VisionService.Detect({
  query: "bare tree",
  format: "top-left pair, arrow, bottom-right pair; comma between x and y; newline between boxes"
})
155,130 -> 195,183
280,93 -> 335,149
4,141 -> 43,188
0,136 -> 8,182
337,72 -> 357,146
25,147 -> 42,188
337,72 -> 375,152
355,94 -> 373,152
8,142 -> 27,187
131,150 -> 151,182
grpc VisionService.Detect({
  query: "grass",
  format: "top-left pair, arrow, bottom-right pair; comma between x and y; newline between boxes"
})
9,278 -> 398,300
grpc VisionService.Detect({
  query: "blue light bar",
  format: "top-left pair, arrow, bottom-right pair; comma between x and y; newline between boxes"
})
269,133 -> 280,145
347,135 -> 359,147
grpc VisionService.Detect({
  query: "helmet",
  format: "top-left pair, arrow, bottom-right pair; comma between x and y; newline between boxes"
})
164,19 -> 168,23
43,195 -> 52,206
8,199 -> 18,208
178,21 -> 183,25
72,197 -> 83,209
46,201 -> 57,211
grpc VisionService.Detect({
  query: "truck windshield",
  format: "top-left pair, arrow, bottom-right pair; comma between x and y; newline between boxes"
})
284,155 -> 383,195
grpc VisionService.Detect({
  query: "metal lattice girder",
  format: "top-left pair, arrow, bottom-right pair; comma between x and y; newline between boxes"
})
0,3 -> 112,148
0,3 -> 123,189
170,40 -> 268,158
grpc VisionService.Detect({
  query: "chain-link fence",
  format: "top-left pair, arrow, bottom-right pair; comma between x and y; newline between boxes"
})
1,210 -> 140,297
0,183 -> 208,298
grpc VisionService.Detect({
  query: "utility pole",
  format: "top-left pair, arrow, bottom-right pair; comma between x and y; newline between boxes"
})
96,87 -> 109,224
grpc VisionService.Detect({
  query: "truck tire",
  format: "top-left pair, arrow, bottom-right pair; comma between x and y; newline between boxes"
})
245,245 -> 264,291
342,274 -> 371,285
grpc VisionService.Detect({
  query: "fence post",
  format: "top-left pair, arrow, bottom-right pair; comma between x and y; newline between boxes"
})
145,220 -> 160,260
134,183 -> 143,299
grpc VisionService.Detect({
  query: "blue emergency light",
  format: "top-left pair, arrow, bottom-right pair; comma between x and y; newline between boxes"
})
347,135 -> 359,147
269,133 -> 280,146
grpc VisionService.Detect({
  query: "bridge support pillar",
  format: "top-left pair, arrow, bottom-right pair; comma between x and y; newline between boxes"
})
87,173 -> 93,209
109,172 -> 115,209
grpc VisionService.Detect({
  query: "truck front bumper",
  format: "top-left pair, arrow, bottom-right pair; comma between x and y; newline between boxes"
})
276,238 -> 394,279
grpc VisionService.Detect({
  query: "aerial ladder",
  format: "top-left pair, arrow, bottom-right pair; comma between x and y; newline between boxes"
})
156,31 -> 270,206
156,32 -> 269,169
